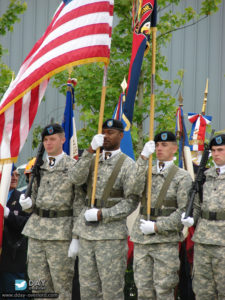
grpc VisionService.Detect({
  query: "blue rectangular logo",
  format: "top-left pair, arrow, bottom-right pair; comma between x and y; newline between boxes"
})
15,280 -> 27,291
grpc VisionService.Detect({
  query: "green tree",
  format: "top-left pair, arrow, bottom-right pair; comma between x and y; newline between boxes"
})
52,0 -> 221,159
0,0 -> 27,99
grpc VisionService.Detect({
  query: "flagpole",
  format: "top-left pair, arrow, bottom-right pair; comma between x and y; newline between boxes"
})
91,65 -> 108,207
147,26 -> 157,221
201,78 -> 208,116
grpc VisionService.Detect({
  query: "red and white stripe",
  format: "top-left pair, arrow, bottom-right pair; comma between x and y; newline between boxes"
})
0,0 -> 114,162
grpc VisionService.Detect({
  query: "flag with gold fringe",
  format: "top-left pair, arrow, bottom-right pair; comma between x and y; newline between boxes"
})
0,0 -> 114,163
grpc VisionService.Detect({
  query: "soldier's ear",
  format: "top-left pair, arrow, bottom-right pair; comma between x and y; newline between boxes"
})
119,132 -> 124,139
172,144 -> 178,154
61,135 -> 66,144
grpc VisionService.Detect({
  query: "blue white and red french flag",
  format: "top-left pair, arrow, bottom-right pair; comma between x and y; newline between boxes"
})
188,113 -> 212,151
62,79 -> 79,160
0,0 -> 114,163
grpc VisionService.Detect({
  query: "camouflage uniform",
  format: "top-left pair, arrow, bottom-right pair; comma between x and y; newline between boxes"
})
192,167 -> 225,300
69,150 -> 138,300
130,157 -> 192,300
22,154 -> 84,299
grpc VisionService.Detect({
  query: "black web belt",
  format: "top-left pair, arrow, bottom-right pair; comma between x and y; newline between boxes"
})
140,207 -> 176,220
201,210 -> 225,221
34,206 -> 73,218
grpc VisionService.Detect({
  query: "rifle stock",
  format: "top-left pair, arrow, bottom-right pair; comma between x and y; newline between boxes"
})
25,142 -> 45,198
185,129 -> 215,218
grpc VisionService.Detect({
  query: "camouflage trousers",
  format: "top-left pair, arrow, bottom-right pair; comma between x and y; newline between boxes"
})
193,243 -> 225,300
27,238 -> 74,300
133,242 -> 179,300
78,238 -> 128,300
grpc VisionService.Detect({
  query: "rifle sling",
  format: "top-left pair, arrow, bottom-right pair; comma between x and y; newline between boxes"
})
87,153 -> 126,208
154,164 -> 179,209
141,164 -> 179,213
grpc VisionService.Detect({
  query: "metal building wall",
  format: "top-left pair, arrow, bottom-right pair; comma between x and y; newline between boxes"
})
160,0 -> 225,132
0,0 -> 225,165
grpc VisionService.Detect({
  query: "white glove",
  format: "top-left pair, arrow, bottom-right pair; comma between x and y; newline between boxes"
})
140,219 -> 155,235
84,208 -> 99,222
19,194 -> 32,210
181,212 -> 194,227
68,239 -> 79,258
4,206 -> 10,218
141,141 -> 155,158
91,134 -> 104,150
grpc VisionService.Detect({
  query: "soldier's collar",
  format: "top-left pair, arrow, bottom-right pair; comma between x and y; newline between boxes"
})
156,160 -> 173,173
214,163 -> 225,174
102,148 -> 121,160
46,152 -> 65,167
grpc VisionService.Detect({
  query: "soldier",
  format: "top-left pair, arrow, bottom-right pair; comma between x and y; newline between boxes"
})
0,166 -> 30,295
181,134 -> 225,300
68,118 -> 139,300
19,123 -> 83,299
130,131 -> 192,300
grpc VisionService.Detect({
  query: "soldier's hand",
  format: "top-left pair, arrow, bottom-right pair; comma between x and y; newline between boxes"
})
4,206 -> 10,218
84,208 -> 99,222
19,194 -> 32,210
141,141 -> 155,159
181,212 -> 194,227
91,134 -> 104,150
140,219 -> 155,235
68,239 -> 79,258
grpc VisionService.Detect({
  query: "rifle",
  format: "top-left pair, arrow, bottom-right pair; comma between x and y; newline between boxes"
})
25,142 -> 45,198
185,129 -> 215,218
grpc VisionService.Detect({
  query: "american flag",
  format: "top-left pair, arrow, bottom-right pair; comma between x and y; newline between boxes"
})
0,0 -> 114,162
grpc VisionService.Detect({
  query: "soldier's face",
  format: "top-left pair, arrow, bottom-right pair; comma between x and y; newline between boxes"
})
43,133 -> 65,156
102,129 -> 123,151
10,170 -> 19,190
211,145 -> 225,166
155,141 -> 177,162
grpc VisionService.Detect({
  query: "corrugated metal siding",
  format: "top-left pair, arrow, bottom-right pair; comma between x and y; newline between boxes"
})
160,0 -> 225,132
1,0 -> 225,165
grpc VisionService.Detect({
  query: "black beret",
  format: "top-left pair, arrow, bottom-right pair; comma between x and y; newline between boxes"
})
41,123 -> 64,140
209,134 -> 225,149
154,131 -> 176,143
102,119 -> 124,132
